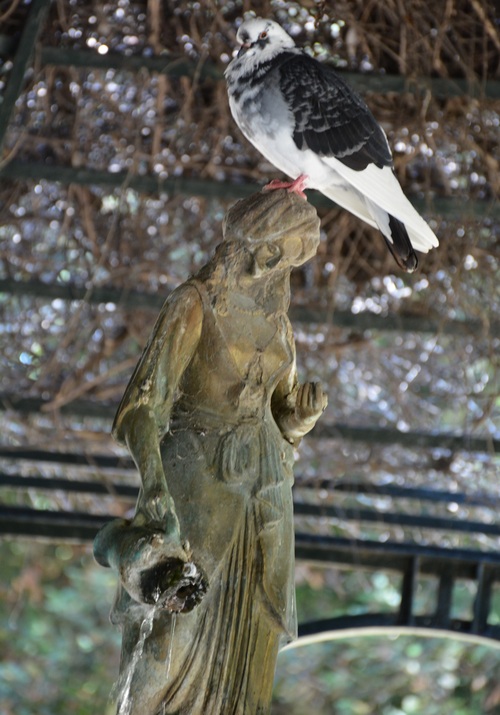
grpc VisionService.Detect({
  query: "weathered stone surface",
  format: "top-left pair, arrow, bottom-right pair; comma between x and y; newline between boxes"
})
94,189 -> 326,715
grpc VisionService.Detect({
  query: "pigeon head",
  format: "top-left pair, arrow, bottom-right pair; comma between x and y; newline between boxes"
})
235,18 -> 295,60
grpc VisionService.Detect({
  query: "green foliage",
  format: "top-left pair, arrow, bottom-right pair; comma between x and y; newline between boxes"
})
0,540 -> 120,715
2,540 -> 499,713
273,637 -> 500,714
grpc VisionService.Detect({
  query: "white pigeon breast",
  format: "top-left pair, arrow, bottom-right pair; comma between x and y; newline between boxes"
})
228,70 -> 338,187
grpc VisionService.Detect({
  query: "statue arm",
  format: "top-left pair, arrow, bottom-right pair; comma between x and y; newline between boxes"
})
271,318 -> 327,445
112,285 -> 203,537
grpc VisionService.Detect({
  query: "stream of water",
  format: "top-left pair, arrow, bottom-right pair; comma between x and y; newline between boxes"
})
112,608 -> 177,715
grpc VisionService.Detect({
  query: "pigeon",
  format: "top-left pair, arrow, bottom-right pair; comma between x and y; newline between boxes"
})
225,18 -> 439,272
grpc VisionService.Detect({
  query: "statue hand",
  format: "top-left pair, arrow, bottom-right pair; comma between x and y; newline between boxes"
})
277,381 -> 327,444
130,485 -> 207,612
134,485 -> 182,544
294,381 -> 328,427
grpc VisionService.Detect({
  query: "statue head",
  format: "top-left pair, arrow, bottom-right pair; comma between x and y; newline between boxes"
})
222,189 -> 321,275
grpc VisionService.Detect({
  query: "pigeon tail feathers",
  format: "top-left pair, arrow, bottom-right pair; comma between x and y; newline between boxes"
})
366,198 -> 418,272
321,184 -> 418,270
384,215 -> 418,272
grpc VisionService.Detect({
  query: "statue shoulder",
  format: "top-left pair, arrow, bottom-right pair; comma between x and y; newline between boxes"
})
167,280 -> 204,311
111,282 -> 204,444
151,281 -> 205,333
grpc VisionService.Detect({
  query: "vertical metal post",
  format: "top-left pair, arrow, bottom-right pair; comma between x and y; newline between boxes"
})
0,0 -> 52,156
434,567 -> 454,628
398,556 -> 419,626
472,563 -> 493,636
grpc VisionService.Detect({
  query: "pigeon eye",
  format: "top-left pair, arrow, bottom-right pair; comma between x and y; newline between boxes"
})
259,31 -> 268,39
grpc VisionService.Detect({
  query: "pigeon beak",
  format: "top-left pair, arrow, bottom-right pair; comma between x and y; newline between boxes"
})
237,42 -> 251,58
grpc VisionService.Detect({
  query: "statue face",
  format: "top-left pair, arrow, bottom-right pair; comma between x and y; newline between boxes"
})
223,189 -> 321,275
277,228 -> 319,268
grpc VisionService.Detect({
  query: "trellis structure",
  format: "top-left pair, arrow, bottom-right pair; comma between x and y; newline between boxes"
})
1,0 -> 499,656
2,448 -> 500,645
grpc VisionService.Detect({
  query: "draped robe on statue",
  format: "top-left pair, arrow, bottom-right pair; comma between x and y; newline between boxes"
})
105,190 -> 325,715
113,280 -> 298,715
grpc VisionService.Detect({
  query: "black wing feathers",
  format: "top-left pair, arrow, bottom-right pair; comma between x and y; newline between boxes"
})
385,215 -> 418,272
279,54 -> 393,171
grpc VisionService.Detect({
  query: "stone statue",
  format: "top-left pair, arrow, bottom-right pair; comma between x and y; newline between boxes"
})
94,189 -> 327,715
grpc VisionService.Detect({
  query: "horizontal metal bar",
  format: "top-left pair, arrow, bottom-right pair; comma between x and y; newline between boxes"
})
0,425 -> 497,467
299,480 -> 500,509
0,395 -> 117,420
312,423 -> 500,454
5,473 -> 499,510
294,533 -> 500,579
0,278 -> 167,310
0,473 -> 138,497
2,507 -> 500,580
0,504 -> 111,540
297,614 -> 500,643
294,502 -> 500,536
4,475 -> 498,536
0,162 -> 255,199
0,446 -> 132,469
37,46 -> 500,100
0,504 -> 108,524
39,46 -> 222,81
1,161 -> 498,221
1,277 -> 497,338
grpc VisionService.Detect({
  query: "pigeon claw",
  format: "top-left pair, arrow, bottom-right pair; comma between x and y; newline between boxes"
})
263,174 -> 309,199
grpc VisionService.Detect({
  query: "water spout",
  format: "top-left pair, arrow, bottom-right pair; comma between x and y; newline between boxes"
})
114,607 -> 156,715
94,519 -> 207,613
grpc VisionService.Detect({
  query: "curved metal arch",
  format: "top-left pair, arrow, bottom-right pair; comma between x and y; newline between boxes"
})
290,614 -> 500,650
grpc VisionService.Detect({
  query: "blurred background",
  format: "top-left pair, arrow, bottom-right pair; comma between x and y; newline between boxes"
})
0,1 -> 499,713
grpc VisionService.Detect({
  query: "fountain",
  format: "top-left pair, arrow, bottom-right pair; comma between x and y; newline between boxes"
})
94,189 -> 327,714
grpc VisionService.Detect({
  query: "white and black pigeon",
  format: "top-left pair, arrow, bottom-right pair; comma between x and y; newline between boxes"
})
225,17 -> 439,272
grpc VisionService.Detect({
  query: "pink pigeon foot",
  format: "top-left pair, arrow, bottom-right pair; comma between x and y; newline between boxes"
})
263,174 -> 309,199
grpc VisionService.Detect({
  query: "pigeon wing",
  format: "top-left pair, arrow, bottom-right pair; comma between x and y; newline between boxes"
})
279,53 -> 438,253
279,53 -> 393,172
